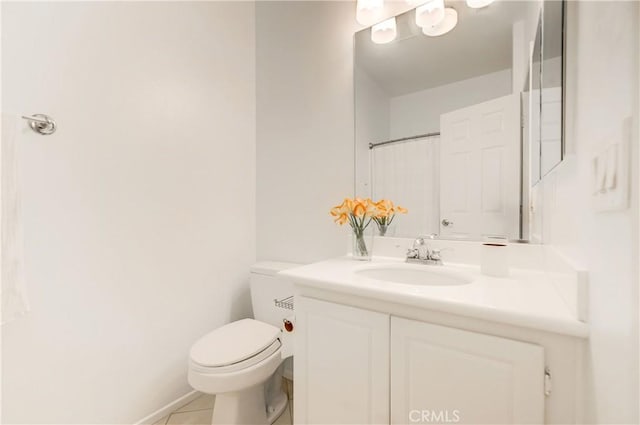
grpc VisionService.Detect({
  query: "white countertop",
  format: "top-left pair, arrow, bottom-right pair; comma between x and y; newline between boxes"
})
279,256 -> 589,339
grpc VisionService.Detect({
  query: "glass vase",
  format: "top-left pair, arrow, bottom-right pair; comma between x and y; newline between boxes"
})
376,223 -> 397,237
351,227 -> 374,261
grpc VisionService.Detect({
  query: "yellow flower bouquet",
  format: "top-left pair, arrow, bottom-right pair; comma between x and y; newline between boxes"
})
371,199 -> 408,236
330,197 -> 408,259
330,197 -> 376,259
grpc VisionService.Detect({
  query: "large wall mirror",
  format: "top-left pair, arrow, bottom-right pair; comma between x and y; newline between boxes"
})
355,0 -> 565,241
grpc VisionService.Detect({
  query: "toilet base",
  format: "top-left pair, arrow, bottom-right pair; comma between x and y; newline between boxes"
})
265,363 -> 287,422
211,385 -> 262,425
209,384 -> 289,425
266,391 -> 288,424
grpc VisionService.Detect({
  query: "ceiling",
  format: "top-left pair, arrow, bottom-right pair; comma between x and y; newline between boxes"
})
355,0 -> 559,97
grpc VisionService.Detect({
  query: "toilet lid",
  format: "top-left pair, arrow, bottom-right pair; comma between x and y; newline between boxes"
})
190,318 -> 281,368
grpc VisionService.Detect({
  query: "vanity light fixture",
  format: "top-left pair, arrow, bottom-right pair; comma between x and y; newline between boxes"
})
415,0 -> 445,28
357,0 -> 385,26
371,17 -> 397,44
422,7 -> 457,36
361,0 -> 495,40
465,0 -> 495,8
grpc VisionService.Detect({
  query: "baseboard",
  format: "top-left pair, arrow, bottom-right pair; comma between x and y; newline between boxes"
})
134,390 -> 200,425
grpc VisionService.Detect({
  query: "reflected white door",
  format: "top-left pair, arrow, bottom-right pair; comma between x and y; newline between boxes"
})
439,94 -> 520,239
390,317 -> 545,425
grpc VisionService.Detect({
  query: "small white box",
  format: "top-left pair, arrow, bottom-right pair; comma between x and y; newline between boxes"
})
481,242 -> 509,278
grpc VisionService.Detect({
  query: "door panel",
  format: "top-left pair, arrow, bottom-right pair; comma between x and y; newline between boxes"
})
294,296 -> 390,424
391,317 -> 544,425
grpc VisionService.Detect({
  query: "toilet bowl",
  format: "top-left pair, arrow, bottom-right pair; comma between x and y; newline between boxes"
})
188,262 -> 298,425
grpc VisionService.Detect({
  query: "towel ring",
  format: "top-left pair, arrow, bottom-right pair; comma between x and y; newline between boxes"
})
22,114 -> 56,135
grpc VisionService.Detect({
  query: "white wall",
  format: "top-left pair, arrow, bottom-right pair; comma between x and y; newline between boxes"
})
533,1 -> 639,423
388,68 -> 512,138
1,2 -> 256,423
256,1 -> 357,264
355,67 -> 390,196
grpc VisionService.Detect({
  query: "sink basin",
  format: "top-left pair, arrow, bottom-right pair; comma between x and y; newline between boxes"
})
355,265 -> 473,286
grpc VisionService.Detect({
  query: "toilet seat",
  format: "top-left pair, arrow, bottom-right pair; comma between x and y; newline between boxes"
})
190,318 -> 282,373
188,321 -> 284,395
190,339 -> 282,374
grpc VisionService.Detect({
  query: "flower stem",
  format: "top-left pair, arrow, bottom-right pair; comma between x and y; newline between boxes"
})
355,232 -> 368,257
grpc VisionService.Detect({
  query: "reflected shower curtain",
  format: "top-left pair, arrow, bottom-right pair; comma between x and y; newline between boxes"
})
371,136 -> 440,237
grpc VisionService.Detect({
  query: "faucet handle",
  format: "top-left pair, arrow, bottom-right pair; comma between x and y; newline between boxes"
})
413,233 -> 437,247
406,248 -> 419,259
430,247 -> 452,260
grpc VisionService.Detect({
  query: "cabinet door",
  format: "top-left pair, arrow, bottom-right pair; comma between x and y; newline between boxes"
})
295,296 -> 390,424
391,317 -> 544,424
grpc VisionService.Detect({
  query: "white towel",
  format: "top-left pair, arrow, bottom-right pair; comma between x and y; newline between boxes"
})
1,113 -> 29,324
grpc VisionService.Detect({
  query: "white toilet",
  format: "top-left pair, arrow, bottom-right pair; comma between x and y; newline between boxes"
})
188,262 -> 298,425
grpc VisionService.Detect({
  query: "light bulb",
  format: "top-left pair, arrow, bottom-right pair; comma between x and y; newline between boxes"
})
422,7 -> 457,36
371,17 -> 397,44
415,0 -> 445,28
466,0 -> 495,8
357,0 -> 385,26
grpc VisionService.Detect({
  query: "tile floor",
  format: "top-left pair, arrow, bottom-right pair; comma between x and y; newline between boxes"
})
153,379 -> 293,425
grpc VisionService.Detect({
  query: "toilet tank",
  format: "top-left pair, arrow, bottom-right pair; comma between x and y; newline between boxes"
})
250,261 -> 299,327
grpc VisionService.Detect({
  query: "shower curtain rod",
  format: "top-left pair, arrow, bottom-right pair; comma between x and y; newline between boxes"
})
368,132 -> 440,149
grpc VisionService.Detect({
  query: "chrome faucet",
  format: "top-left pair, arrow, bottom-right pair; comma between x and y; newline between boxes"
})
406,234 -> 443,265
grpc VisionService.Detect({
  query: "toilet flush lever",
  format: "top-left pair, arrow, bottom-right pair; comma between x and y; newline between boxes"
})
283,318 -> 294,332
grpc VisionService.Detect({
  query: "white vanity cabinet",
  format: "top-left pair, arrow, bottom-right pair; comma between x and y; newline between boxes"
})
295,296 -> 547,425
390,316 -> 545,424
294,296 -> 390,424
